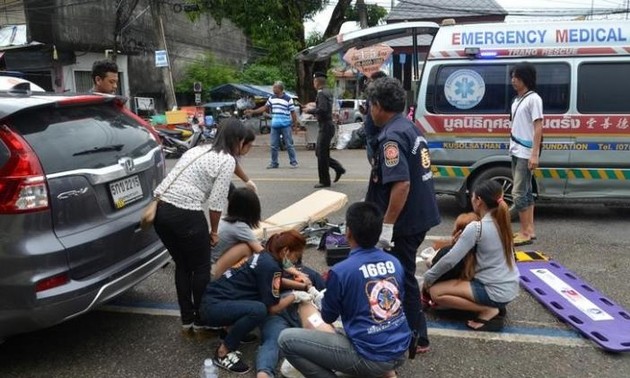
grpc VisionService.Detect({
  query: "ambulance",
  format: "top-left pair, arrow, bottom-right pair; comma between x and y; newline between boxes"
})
417,19 -> 630,212
299,19 -> 630,212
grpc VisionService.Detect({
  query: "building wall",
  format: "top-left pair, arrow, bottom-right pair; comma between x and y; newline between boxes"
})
24,0 -> 249,111
61,52 -> 129,98
0,0 -> 25,25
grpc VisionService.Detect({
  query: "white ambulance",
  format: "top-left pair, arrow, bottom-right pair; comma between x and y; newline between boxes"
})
417,20 -> 630,211
299,19 -> 630,212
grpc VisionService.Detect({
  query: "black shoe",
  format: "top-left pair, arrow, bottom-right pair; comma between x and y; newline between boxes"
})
314,183 -> 330,188
213,350 -> 250,374
334,168 -> 346,183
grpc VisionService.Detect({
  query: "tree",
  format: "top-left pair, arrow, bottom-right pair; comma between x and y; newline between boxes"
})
176,53 -> 238,101
239,63 -> 293,89
196,0 -> 388,101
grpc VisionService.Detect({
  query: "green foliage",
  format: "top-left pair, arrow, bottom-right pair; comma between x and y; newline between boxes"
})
175,53 -> 238,95
345,3 -> 388,27
306,31 -> 325,48
239,63 -> 296,90
194,0 -> 328,90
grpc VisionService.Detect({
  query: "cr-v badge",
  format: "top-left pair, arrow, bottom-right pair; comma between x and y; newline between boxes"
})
57,187 -> 89,200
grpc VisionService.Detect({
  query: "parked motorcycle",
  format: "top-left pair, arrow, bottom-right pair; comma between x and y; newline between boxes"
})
157,122 -> 203,158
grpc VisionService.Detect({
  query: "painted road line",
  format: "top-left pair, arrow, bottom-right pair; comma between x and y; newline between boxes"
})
250,177 -> 368,183
100,300 -> 588,348
429,327 -> 589,348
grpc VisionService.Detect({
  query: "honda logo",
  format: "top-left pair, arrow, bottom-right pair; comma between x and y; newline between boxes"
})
119,157 -> 135,174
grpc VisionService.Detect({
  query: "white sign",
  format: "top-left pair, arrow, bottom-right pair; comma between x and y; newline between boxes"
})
134,97 -> 155,111
155,50 -> 169,67
195,93 -> 201,105
530,268 -> 614,321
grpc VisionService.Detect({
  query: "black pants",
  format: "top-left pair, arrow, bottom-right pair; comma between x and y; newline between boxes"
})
389,231 -> 430,347
315,122 -> 344,186
154,201 -> 211,325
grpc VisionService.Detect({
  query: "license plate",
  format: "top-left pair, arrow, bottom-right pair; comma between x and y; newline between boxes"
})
109,175 -> 143,209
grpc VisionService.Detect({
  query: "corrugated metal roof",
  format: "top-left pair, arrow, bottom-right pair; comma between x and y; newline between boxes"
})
387,0 -> 507,21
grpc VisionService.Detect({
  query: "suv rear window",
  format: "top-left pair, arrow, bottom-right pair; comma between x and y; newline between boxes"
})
10,104 -> 156,174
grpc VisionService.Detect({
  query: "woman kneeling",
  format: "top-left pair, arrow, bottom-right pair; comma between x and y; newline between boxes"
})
423,180 -> 519,331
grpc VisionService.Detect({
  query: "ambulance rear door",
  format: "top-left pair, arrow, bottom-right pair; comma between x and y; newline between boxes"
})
566,57 -> 630,200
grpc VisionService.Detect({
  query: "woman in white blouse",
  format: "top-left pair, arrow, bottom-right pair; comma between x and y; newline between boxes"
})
153,119 -> 247,332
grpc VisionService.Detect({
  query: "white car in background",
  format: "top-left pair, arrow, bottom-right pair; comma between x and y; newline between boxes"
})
335,99 -> 365,124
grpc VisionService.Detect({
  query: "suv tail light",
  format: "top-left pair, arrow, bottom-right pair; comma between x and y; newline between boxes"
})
35,272 -> 70,292
0,124 -> 49,214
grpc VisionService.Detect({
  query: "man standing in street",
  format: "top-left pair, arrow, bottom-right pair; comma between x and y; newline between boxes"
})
91,59 -> 119,95
305,72 -> 345,188
509,62 -> 543,247
365,76 -> 441,357
246,81 -> 299,169
362,70 -> 388,165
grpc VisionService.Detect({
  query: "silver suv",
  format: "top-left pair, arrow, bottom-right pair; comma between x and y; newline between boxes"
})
0,88 -> 170,341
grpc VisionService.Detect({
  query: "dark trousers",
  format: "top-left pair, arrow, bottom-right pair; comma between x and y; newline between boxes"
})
316,122 -> 344,186
154,201 -> 211,325
389,231 -> 429,347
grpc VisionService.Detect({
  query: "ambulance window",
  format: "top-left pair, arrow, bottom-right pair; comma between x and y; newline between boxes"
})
427,63 -> 569,115
530,63 -> 570,114
578,63 -> 630,113
429,64 -> 509,114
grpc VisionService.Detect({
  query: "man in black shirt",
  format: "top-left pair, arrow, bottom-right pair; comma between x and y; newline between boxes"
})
305,72 -> 345,188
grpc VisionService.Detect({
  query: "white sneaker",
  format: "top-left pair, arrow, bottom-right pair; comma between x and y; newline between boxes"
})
280,359 -> 304,378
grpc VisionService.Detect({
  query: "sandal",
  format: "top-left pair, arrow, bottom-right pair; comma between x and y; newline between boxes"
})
416,345 -> 431,354
513,232 -> 536,240
513,235 -> 533,246
467,316 -> 505,332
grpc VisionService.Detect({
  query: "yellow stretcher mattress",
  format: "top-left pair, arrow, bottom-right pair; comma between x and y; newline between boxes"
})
253,189 -> 348,239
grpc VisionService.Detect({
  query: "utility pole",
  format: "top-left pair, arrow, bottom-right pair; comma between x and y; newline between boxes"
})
150,0 -> 177,110
357,0 -> 368,29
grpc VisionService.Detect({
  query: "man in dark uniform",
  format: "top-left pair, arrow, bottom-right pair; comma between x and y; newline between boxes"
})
362,70 -> 388,164
305,72 -> 346,188
365,76 -> 441,357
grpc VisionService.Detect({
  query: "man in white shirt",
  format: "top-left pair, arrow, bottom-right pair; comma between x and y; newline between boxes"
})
509,62 -> 543,246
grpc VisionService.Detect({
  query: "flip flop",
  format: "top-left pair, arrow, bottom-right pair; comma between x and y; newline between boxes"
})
467,316 -> 505,332
513,235 -> 533,246
513,232 -> 537,240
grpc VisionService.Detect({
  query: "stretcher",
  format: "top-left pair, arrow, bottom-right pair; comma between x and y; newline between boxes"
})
252,189 -> 348,240
517,250 -> 630,352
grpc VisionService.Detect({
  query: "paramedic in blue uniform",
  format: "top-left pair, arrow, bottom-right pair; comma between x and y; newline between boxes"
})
278,201 -> 410,378
199,230 -> 312,375
365,76 -> 441,356
304,71 -> 346,188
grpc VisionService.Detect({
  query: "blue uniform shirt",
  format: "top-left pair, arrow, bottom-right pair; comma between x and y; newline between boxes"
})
204,252 -> 282,307
365,114 -> 441,236
321,247 -> 411,362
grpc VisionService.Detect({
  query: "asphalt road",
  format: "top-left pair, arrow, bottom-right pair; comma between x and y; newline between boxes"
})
1,145 -> 629,378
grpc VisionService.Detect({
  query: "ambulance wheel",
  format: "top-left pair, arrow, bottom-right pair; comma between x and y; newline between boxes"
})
469,166 -> 518,220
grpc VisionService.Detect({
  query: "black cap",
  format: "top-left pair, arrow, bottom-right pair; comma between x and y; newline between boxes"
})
313,71 -> 326,79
